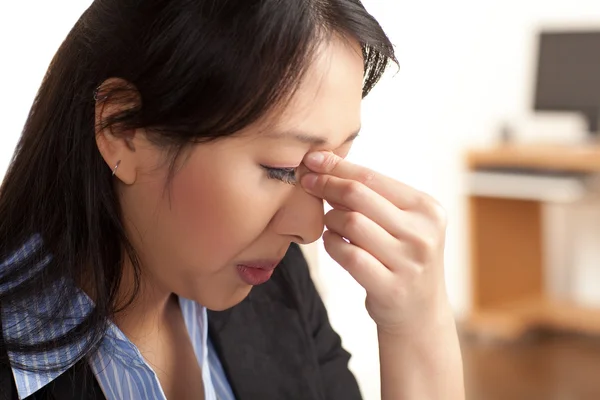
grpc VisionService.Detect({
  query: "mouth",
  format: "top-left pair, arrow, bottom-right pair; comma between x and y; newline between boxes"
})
236,259 -> 282,286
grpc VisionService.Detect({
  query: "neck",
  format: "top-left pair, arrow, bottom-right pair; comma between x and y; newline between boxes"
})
113,258 -> 177,345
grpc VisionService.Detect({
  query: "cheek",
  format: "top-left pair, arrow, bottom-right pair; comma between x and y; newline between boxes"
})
166,163 -> 275,265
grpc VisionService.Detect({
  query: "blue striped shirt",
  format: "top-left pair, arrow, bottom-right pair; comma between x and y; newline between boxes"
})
0,237 -> 236,399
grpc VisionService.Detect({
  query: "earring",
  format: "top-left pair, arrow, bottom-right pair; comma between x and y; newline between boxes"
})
112,160 -> 121,176
93,87 -> 108,101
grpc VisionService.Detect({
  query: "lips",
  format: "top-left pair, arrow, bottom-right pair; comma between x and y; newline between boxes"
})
236,259 -> 281,286
237,260 -> 280,270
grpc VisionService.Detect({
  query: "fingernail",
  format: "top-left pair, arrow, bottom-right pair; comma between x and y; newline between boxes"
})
305,152 -> 325,167
301,173 -> 318,190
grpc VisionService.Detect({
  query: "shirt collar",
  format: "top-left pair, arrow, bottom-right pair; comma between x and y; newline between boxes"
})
2,289 -> 210,400
2,281 -> 93,399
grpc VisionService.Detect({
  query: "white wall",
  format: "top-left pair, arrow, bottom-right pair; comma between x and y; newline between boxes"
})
3,1 -> 600,399
0,2 -> 91,175
316,1 -> 600,398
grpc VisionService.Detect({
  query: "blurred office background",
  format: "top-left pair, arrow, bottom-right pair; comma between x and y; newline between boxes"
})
3,1 -> 600,399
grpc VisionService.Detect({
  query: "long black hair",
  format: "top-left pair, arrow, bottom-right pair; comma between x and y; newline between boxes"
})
0,0 -> 396,371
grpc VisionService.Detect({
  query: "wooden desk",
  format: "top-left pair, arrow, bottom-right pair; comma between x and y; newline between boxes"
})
465,144 -> 600,340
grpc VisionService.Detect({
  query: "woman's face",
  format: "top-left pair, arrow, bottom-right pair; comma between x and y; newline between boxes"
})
117,37 -> 364,310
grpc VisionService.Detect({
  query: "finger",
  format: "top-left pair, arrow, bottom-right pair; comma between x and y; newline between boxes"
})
326,201 -> 351,212
303,173 -> 417,238
303,151 -> 422,210
322,229 -> 393,294
324,209 -> 405,269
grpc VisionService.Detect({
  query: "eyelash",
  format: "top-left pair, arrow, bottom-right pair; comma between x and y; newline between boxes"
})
261,166 -> 297,185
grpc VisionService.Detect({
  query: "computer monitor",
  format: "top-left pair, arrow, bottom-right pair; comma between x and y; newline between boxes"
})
533,30 -> 600,134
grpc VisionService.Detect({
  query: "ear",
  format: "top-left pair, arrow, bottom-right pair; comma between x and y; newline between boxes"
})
94,77 -> 140,185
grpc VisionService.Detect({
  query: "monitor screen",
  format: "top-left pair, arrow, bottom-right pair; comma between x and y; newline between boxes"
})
534,31 -> 600,133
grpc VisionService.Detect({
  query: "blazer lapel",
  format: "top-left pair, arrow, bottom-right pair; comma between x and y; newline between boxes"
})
46,359 -> 105,400
208,271 -> 324,400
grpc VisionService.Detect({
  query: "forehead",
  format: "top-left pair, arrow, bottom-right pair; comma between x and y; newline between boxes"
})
267,36 -> 364,150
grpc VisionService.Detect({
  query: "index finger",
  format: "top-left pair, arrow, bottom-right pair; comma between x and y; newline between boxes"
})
303,151 -> 421,210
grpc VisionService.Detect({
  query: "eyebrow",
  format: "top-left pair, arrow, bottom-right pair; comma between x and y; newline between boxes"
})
264,127 -> 361,147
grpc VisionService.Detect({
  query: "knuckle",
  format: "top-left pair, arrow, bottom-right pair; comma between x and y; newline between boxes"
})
357,169 -> 376,186
340,180 -> 363,204
414,191 -> 434,209
413,234 -> 438,254
343,211 -> 364,234
416,193 -> 447,228
345,248 -> 365,269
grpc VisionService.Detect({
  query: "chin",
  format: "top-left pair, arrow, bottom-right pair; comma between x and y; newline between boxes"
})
203,286 -> 253,311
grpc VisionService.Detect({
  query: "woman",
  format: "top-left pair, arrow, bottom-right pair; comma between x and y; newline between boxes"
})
0,0 -> 464,399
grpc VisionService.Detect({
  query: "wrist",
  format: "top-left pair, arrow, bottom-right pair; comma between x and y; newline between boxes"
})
376,301 -> 465,400
377,299 -> 456,339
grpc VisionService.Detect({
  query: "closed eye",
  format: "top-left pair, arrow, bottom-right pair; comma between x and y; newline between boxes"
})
261,166 -> 297,185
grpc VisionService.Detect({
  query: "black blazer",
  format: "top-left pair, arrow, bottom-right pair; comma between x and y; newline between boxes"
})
0,243 -> 363,399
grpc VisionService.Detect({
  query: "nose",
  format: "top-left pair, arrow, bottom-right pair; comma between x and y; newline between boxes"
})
270,186 -> 324,245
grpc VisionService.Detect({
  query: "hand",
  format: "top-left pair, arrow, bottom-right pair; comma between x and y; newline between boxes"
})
301,151 -> 451,334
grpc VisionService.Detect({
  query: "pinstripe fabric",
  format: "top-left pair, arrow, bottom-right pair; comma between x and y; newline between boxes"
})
1,239 -> 236,400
